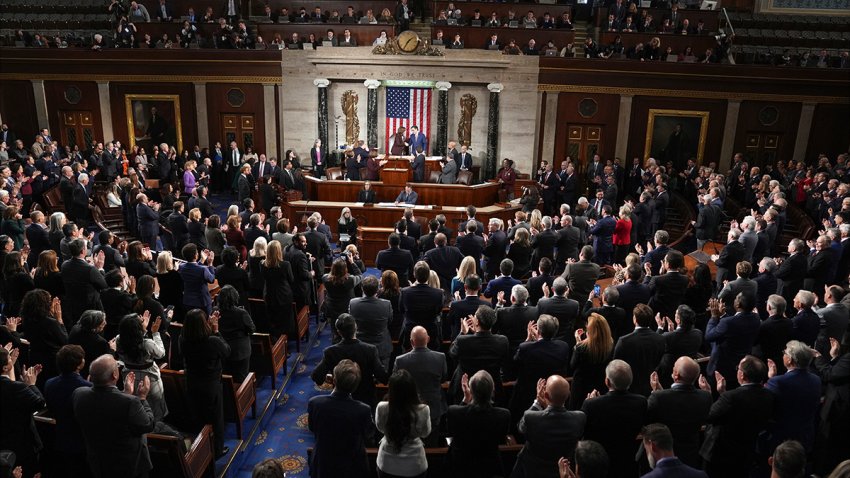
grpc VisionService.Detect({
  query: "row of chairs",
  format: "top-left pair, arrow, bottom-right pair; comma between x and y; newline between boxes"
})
726,11 -> 850,31
734,45 -> 847,65
0,13 -> 111,30
0,0 -> 105,13
735,27 -> 850,49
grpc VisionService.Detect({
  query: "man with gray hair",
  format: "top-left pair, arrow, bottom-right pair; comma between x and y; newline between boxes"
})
583,286 -> 630,344
693,194 -> 719,252
836,223 -> 850,286
483,217 -> 508,280
537,276 -> 581,343
754,257 -> 778,319
775,238 -> 808,306
449,305 -> 510,404
71,172 -> 91,228
791,290 -> 819,346
494,284 -> 538,377
805,235 -> 834,299
530,215 -> 557,272
737,216 -> 758,263
757,294 -> 793,375
72,354 -> 155,478
712,228 -> 746,292
815,285 -> 849,344
555,214 -> 580,274
581,359 -> 647,478
766,341 -> 822,453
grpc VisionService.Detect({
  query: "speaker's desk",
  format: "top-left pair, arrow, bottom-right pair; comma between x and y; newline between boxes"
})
303,175 -> 501,207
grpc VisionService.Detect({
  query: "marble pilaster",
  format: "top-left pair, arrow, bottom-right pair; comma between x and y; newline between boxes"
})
96,81 -> 114,143
792,102 -> 817,164
313,78 -> 330,153
193,82 -> 209,150
485,83 -> 503,181
435,81 -> 452,157
364,79 -> 380,149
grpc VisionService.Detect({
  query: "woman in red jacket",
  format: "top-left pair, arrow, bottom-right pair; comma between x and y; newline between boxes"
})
613,205 -> 633,265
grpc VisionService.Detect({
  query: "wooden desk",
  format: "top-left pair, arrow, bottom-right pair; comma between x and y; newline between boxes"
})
256,24 -> 394,47
599,32 -> 717,56
283,200 -> 521,264
381,168 -> 410,187
432,26 -> 575,49
358,226 -> 395,267
685,241 -> 721,279
134,23 -> 219,44
303,175 -> 501,206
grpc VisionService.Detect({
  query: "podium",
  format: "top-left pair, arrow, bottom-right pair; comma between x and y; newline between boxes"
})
358,226 -> 395,266
382,168 -> 410,186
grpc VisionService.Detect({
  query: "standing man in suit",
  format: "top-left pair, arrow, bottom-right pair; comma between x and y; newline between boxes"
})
816,285 -> 850,343
805,235 -> 834,296
394,0 -> 413,31
765,341 -> 822,454
554,214 -> 580,274
393,326 -> 447,444
613,304 -> 666,396
310,138 -> 327,178
560,164 -> 577,208
775,239 -> 808,305
61,239 -> 107,327
25,210 -> 50,268
44,345 -> 94,478
711,228 -> 746,292
493,285 -> 539,372
410,147 -> 426,182
693,194 -> 719,251
536,277 -> 580,344
400,262 -> 444,350
588,205 -> 616,265
135,193 -> 160,249
653,183 -> 669,233
73,354 -> 155,478
408,125 -> 427,155
449,305 -> 509,403
513,375 -> 586,477
307,359 -> 373,478
72,173 -> 91,229
640,424 -> 709,478
424,233 -> 464,295
700,355 -> 775,478
561,245 -> 601,302
705,294 -> 761,389
236,164 -> 252,204
482,218 -> 508,280
586,154 -> 604,190
510,315 -> 570,425
224,141 -> 241,193
439,155 -> 458,184
718,261 -> 758,316
582,360 -> 648,478
286,233 -> 314,310
350,276 -> 393,369
588,188 -> 609,220
539,163 -> 561,216
616,264 -> 652,327
446,274 -> 489,340
304,216 -> 331,278
376,233 -> 415,287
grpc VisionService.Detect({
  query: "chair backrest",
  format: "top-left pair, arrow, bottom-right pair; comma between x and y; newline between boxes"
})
248,298 -> 271,333
326,167 -> 343,180
428,170 -> 442,183
147,424 -> 214,478
159,369 -> 194,431
456,170 -> 473,185
296,305 -> 310,341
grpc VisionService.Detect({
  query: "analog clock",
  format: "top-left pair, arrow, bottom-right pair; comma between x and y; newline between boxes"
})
397,30 -> 420,53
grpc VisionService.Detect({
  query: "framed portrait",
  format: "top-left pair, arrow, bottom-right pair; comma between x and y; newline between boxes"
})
644,109 -> 709,166
125,94 -> 183,154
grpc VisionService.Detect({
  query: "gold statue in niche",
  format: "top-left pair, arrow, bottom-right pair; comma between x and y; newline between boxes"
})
457,94 -> 477,147
342,90 -> 360,146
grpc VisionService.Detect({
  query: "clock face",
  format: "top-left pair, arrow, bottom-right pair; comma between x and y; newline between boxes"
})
397,30 -> 420,53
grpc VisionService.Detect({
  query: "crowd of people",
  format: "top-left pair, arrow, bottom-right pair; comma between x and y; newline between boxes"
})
0,114 -> 849,478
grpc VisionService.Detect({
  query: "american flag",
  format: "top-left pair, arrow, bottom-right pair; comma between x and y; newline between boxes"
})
385,87 -> 432,154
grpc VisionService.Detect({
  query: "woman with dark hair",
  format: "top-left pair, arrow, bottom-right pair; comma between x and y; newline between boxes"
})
322,257 -> 363,330
284,149 -> 301,170
217,285 -> 256,382
20,289 -> 67,386
390,126 -> 408,156
507,228 -> 533,280
116,312 -> 167,419
3,251 -> 34,317
519,185 -> 539,213
205,214 -> 226,264
215,246 -> 250,307
261,240 -> 294,339
160,183 -> 178,212
133,275 -> 170,332
375,369 -> 431,478
685,262 -> 713,336
446,370 -> 511,478
224,215 -> 247,262
33,249 -> 64,298
1,206 -> 26,250
379,270 -> 403,338
271,218 -> 293,247
68,309 -> 114,377
125,241 -> 156,279
567,312 -> 614,410
180,308 -> 231,458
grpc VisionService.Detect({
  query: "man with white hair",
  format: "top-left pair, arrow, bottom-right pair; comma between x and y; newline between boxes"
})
71,173 -> 91,228
805,235 -> 834,296
791,290 -> 819,346
712,228 -> 745,292
0,189 -> 9,215
754,258 -> 778,319
765,341 -> 821,453
815,285 -> 849,346
693,194 -> 719,251
737,216 -> 758,263
494,284 -> 538,378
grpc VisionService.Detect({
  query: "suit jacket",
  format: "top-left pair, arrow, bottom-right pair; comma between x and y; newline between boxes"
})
515,404 -> 586,478
307,392 -> 372,478
408,132 -> 427,153
395,190 -> 418,204
356,189 -> 375,203
424,245 -> 465,292
284,245 -> 313,305
555,225 -> 580,266
375,246 -> 415,287
806,248 -> 834,293
700,383 -> 775,468
765,368 -> 822,450
581,390 -> 647,477
613,328 -> 666,396
654,191 -> 669,226
694,204 -> 719,240
456,234 -> 484,264
44,373 -> 92,455
641,457 -> 708,478
456,151 -> 473,170
718,277 -> 758,316
816,302 -> 850,341
705,312 -> 760,378
92,243 -> 126,272
136,203 -> 160,239
482,230 -> 508,279
536,296 -> 580,342
449,331 -> 510,399
305,229 -> 331,276
482,275 -> 521,307
446,404 -> 512,478
311,338 -> 387,406
530,228 -> 558,270
178,261 -> 216,311
349,296 -> 393,360
561,260 -> 600,301
510,339 -> 570,418
237,174 -> 251,203
71,183 -> 89,221
0,375 -> 46,464
526,273 -> 554,306
776,252 -> 807,303
647,385 -> 713,467
60,257 -> 108,325
447,295 -> 490,340
72,385 -> 156,478
393,347 -> 447,422
616,280 -> 652,325
400,283 -> 444,329
715,240 -> 745,286
645,271 -> 689,319
494,305 -> 539,356
25,223 -> 51,268
440,159 -> 458,184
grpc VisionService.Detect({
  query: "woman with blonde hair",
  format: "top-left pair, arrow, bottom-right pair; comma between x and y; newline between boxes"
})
567,312 -> 614,409
183,159 -> 197,194
261,240 -> 294,338
155,250 -> 183,315
529,209 -> 542,232
338,207 -> 358,248
450,256 -> 477,297
379,7 -> 395,24
248,237 -> 267,299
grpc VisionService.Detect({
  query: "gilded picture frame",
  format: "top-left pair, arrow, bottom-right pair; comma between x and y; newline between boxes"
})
125,94 -> 183,154
644,109 -> 709,165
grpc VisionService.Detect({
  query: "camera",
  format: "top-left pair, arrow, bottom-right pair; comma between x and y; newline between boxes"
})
340,251 -> 350,261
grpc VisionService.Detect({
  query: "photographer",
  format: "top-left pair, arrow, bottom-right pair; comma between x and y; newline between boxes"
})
520,185 -> 540,213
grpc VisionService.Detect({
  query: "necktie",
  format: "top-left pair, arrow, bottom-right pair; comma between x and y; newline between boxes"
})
258,162 -> 264,177
287,169 -> 293,182
316,148 -> 321,164
597,200 -> 602,215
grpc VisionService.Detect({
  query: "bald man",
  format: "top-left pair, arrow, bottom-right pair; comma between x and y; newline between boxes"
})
646,356 -> 712,468
514,374 -> 586,478
72,355 -> 155,478
393,326 -> 448,444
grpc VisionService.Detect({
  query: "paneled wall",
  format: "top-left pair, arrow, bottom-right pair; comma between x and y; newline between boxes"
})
808,104 -> 850,161
43,81 -> 103,148
553,92 -> 620,167
733,101 -> 801,169
206,83 -> 267,153
0,80 -> 38,143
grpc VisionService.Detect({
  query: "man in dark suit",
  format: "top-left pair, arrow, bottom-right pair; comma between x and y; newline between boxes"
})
393,326 -> 447,441
582,359 -> 648,478
513,375 -> 586,477
135,193 -> 160,249
582,287 -> 630,346
483,259 -> 521,307
167,202 -> 190,253
482,218 -> 508,280
530,216 -> 558,272
311,314 -> 388,407
456,144 -> 473,172
560,164 -> 577,208
653,184 -> 669,233
494,285 -> 538,371
705,293 -> 761,389
526,258 -> 555,306
694,194 -> 719,251
304,216 -> 331,277
775,239 -> 808,305
586,154 -> 604,187
817,285 -> 850,343
403,209 -> 421,240
700,355 -> 775,478
72,173 -> 91,228
446,274 -> 489,340
61,238 -> 107,327
73,354 -> 156,478
236,164 -> 252,204
400,263 -> 445,350
456,223 -> 484,271
424,233 -> 464,295
613,304 -> 666,396
562,245 -> 601,302
449,305 -> 509,403
224,141 -> 242,191
458,206 -> 484,237
93,230 -> 126,273
638,230 -> 671,276
393,220 -> 418,263
375,233 -> 415,287
279,159 -> 301,191
536,277 -> 580,344
59,166 -> 75,213
554,214 -> 580,274
765,340 -> 822,453
589,205 -> 616,265
587,188 -> 610,220
283,234 -> 313,311
616,264 -> 652,326
718,261 -> 759,316
647,357 -> 712,468
712,229 -> 746,292
539,163 -> 561,216
25,210 -> 51,268
806,235 -> 835,297
0,347 -> 46,475
640,424 -> 708,478
307,359 -> 373,478
44,345 -> 94,477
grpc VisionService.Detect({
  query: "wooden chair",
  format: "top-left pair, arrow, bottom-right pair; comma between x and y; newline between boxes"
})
222,373 -> 257,440
147,425 -> 215,478
428,170 -> 442,184
456,170 -> 473,186
326,167 -> 343,180
248,297 -> 272,334
42,185 -> 63,212
295,304 -> 310,352
250,333 -> 288,389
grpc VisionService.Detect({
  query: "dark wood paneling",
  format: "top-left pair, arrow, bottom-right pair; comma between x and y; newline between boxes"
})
139,0 -> 248,19
553,92 -> 620,166
0,80 -> 38,144
43,81 -> 103,144
433,26 -> 575,49
435,1 -> 573,20
206,83 -> 266,153
108,82 -> 197,152
257,24 -> 394,46
252,1 -> 398,16
807,104 -> 850,162
599,32 -> 716,56
628,96 -> 727,166
733,101 -> 801,166
305,178 -> 501,206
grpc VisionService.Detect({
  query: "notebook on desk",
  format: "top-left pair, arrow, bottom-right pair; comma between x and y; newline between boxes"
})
322,41 -> 334,47
508,20 -> 519,28
471,19 -> 482,26
447,18 -> 458,25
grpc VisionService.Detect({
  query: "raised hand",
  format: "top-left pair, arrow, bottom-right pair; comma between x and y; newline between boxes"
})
22,364 -> 42,386
698,374 -> 710,392
151,317 -> 162,334
497,290 -> 505,305
655,313 -> 665,329
714,371 -> 727,394
5,317 -> 20,332
649,371 -> 661,391
535,378 -> 549,408
136,375 -> 151,400
50,298 -> 63,324
830,337 -> 841,359
558,457 -> 576,478
542,282 -> 551,298
708,298 -> 723,318
209,310 -> 220,332
108,337 -> 117,352
767,359 -> 777,379
461,373 -> 473,404
124,371 -> 136,395
93,250 -> 106,270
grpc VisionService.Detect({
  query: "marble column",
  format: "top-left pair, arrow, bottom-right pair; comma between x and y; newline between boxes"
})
313,78 -> 330,152
31,80 -> 49,131
485,83 -> 503,181
540,92 -> 558,167
96,81 -> 114,143
193,82 -> 209,150
718,99 -> 742,171
614,95 -> 633,162
792,102 -> 817,164
263,83 -> 277,158
364,79 -> 380,149
434,81 -> 452,157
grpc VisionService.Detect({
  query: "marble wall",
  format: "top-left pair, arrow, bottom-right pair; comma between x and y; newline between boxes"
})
279,47 -> 540,177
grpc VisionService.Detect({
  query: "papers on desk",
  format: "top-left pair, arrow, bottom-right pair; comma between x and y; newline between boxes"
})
377,202 -> 429,209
